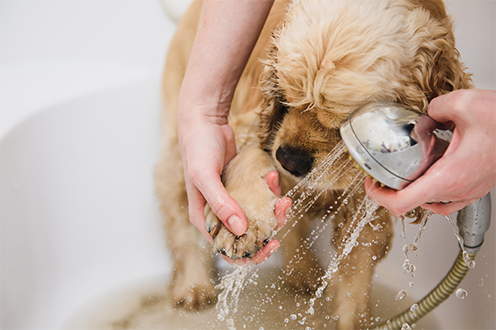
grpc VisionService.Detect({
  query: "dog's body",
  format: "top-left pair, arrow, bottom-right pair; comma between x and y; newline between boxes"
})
155,0 -> 472,328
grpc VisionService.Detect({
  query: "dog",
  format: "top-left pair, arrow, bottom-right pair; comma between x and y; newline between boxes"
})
154,0 -> 473,328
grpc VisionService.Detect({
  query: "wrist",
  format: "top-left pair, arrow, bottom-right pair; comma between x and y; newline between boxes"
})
177,100 -> 231,128
178,71 -> 235,119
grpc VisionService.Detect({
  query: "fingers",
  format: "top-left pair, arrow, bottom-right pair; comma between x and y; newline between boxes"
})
427,90 -> 464,126
265,171 -> 292,230
420,200 -> 475,216
193,171 -> 247,236
220,197 -> 290,266
220,240 -> 281,266
365,177 -> 477,217
274,197 -> 292,230
249,240 -> 281,264
364,178 -> 419,216
365,177 -> 438,216
219,171 -> 290,266
265,170 -> 281,196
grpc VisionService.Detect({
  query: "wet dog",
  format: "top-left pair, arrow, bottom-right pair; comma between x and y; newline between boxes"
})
154,0 -> 472,328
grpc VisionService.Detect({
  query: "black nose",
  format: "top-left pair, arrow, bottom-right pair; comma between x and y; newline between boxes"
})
275,146 -> 314,177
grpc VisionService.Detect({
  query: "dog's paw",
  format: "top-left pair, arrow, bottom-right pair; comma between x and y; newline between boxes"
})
205,204 -> 275,260
205,205 -> 222,238
171,277 -> 216,311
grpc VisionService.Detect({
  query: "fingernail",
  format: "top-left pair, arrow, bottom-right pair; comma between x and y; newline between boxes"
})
228,215 -> 245,236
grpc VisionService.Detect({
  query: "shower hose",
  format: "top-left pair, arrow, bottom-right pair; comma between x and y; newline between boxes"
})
374,250 -> 476,330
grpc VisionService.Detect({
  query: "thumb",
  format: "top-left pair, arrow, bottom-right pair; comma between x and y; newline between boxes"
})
428,90 -> 469,127
196,171 -> 247,236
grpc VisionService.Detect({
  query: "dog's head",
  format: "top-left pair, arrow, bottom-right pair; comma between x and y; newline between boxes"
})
258,0 -> 473,189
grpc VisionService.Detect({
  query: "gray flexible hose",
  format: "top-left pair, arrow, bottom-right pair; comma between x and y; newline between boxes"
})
374,250 -> 475,330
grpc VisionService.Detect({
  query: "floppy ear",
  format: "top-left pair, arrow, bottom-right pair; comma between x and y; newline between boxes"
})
258,48 -> 288,151
411,3 -> 474,105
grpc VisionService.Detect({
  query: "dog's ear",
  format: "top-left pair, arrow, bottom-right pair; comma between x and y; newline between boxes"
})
258,49 -> 288,151
411,3 -> 474,105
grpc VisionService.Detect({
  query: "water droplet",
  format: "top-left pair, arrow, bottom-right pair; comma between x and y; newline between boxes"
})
403,259 -> 416,276
462,251 -> 476,268
401,323 -> 412,330
395,289 -> 408,301
409,282 -> 415,287
284,318 -> 289,323
456,288 -> 468,300
290,314 -> 297,321
410,303 -> 419,315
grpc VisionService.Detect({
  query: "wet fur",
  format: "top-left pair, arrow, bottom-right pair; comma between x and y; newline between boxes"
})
155,0 -> 472,328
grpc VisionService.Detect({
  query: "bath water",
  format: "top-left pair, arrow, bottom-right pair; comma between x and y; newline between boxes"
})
455,288 -> 468,300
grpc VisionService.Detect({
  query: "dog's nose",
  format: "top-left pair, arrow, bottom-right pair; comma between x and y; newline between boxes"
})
275,145 -> 314,177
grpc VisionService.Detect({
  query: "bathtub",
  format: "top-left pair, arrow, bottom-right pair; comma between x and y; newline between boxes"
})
1,0 -> 494,329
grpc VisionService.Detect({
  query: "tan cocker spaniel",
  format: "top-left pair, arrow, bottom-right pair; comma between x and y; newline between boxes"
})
155,0 -> 472,328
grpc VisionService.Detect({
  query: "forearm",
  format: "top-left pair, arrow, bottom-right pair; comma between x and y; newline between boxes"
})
180,0 -> 274,118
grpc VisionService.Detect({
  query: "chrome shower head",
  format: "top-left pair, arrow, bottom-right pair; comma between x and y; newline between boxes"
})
340,101 -> 452,190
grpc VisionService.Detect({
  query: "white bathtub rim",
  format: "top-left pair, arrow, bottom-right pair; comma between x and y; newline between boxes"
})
0,62 -> 156,141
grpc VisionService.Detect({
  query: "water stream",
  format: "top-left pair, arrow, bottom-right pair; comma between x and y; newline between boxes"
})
445,214 -> 476,269
214,141 -> 388,329
215,140 -> 479,329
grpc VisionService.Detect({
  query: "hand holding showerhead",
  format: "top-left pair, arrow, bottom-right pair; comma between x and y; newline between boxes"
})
340,101 -> 451,190
340,97 -> 492,253
341,90 -> 496,217
342,93 -> 495,330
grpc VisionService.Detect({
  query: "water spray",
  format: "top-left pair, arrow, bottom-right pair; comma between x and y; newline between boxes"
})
339,101 -> 492,329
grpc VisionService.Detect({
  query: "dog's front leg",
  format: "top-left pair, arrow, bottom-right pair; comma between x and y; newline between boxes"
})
280,212 -> 324,294
204,141 -> 280,260
155,142 -> 217,310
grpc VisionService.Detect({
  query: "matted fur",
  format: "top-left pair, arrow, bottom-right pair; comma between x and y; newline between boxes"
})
155,0 -> 473,328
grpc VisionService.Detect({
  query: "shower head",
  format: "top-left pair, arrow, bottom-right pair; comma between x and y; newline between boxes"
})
339,102 -> 492,328
340,101 -> 451,190
340,101 -> 492,252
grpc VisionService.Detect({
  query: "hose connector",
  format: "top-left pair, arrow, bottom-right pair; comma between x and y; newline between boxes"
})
457,192 -> 492,254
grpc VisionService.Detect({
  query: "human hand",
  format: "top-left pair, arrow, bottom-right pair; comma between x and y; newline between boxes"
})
178,108 -> 291,264
220,171 -> 292,266
365,89 -> 496,216
178,105 -> 245,240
